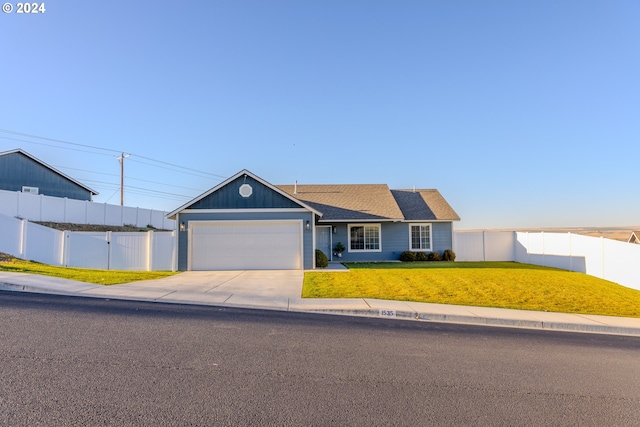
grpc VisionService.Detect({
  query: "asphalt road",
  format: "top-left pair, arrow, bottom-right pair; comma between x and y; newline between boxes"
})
1,291 -> 639,426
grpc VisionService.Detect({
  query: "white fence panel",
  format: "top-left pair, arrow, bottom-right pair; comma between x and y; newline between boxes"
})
40,196 -> 67,223
150,210 -> 167,229
23,222 -> 63,265
0,214 -> 22,256
604,239 -> 640,291
568,234 -> 604,278
454,231 -> 515,261
484,232 -> 515,261
109,233 -> 149,271
0,189 -> 175,230
66,232 -> 109,269
453,232 -> 485,261
121,206 -> 138,227
17,192 -> 41,221
514,232 -> 528,263
541,233 -> 572,271
1,212 -> 176,271
0,191 -> 18,216
64,199 -> 88,224
105,204 -> 123,226
85,202 -> 106,225
136,208 -> 151,227
151,231 -> 176,271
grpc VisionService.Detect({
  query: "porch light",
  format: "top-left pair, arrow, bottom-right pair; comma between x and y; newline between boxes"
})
306,221 -> 310,230
333,226 -> 337,234
180,222 -> 186,232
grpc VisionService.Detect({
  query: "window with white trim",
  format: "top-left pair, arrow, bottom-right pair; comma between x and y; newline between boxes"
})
348,224 -> 381,252
410,224 -> 432,251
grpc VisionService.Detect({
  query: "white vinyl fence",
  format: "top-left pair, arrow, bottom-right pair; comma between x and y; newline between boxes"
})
0,188 -> 175,230
0,214 -> 176,271
453,231 -> 640,291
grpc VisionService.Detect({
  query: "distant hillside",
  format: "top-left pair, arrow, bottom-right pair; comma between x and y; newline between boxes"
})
458,227 -> 638,243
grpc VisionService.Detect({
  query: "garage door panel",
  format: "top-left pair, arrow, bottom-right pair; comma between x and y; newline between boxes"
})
190,221 -> 302,270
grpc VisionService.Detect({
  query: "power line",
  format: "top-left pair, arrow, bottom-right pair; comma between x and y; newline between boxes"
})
54,165 -> 207,192
0,136 -> 116,157
0,129 -> 227,179
0,128 -> 226,205
0,129 -> 122,154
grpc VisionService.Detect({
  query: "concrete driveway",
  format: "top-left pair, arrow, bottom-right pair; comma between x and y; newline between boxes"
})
80,270 -> 305,310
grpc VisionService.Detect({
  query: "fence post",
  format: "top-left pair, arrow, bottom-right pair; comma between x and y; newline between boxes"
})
171,230 -> 177,272
147,230 -> 154,271
106,231 -> 112,270
19,219 -> 27,259
482,231 -> 486,262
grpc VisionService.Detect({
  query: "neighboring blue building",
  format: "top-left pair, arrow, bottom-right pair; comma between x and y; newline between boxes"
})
168,169 -> 460,271
0,149 -> 97,201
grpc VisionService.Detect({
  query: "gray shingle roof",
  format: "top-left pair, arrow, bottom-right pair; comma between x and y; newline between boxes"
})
277,184 -> 459,222
276,184 -> 405,221
391,189 -> 460,221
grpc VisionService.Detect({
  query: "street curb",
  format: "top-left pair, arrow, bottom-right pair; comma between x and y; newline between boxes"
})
2,283 -> 640,337
294,307 -> 640,337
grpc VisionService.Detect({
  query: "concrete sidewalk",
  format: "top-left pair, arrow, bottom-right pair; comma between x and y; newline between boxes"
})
1,270 -> 640,337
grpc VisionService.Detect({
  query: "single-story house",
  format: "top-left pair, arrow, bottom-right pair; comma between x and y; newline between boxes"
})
0,148 -> 98,201
167,169 -> 460,271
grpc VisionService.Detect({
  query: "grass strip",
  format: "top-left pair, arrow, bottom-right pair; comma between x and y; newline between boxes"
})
0,258 -> 176,285
303,262 -> 640,318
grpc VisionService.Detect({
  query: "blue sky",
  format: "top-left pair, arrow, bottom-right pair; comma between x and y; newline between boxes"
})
1,1 -> 638,230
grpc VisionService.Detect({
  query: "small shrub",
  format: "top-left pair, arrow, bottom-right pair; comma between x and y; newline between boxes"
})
427,251 -> 442,261
415,252 -> 429,261
315,249 -> 329,268
442,249 -> 456,261
399,251 -> 417,262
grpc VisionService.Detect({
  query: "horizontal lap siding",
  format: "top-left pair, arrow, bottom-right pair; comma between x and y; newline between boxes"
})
325,222 -> 453,262
432,222 -> 454,253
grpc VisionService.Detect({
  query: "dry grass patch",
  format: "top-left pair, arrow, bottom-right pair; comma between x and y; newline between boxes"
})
303,262 -> 640,317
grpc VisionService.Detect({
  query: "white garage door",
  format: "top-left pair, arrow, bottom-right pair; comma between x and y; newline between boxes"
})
189,220 -> 302,270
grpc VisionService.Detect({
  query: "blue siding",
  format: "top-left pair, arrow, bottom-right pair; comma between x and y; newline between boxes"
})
0,152 -> 92,200
177,211 -> 314,270
325,221 -> 454,262
190,175 -> 300,209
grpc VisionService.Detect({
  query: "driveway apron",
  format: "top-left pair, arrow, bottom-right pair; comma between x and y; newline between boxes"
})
83,270 -> 304,310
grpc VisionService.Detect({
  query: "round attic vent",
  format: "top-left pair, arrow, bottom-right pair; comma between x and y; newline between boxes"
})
239,183 -> 253,198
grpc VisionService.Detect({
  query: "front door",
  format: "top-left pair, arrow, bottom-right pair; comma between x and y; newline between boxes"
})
316,226 -> 332,261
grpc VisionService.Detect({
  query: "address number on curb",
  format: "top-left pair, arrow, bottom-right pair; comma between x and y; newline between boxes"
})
379,309 -> 396,318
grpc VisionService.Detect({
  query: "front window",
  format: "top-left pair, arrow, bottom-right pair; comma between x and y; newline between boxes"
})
348,224 -> 381,252
410,224 -> 432,251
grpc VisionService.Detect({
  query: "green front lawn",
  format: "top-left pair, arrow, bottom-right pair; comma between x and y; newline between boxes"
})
0,257 -> 176,285
303,262 -> 640,318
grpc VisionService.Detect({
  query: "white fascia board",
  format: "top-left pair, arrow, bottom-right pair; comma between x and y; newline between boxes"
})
318,218 -> 404,223
179,208 -> 311,214
398,219 -> 458,223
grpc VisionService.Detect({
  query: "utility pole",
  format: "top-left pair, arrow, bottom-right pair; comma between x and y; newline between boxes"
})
118,152 -> 130,206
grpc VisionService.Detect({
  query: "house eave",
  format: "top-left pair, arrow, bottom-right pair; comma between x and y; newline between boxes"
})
166,169 -> 323,220
0,148 -> 99,195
